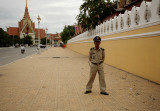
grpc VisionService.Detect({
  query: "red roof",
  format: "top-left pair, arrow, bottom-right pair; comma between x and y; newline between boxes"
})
48,34 -> 61,40
7,27 -> 19,36
35,28 -> 46,39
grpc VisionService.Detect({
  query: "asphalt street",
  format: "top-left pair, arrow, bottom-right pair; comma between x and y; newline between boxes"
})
0,47 -> 46,66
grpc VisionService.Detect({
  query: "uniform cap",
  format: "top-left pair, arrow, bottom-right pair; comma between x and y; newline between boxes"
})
93,36 -> 101,42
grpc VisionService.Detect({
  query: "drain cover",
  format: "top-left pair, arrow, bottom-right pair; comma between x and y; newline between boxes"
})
52,57 -> 61,58
52,57 -> 69,58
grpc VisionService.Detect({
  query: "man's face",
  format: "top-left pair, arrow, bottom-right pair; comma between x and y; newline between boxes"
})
94,41 -> 101,48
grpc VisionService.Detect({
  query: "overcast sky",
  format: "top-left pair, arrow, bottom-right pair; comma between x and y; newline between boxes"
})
0,0 -> 83,34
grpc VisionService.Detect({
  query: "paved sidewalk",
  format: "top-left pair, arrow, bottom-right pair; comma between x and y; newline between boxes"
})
0,47 -> 160,111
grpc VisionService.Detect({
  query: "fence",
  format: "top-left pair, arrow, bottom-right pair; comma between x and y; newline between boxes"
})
68,0 -> 160,43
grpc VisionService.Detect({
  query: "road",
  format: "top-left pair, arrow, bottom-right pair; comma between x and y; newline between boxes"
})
0,47 -> 46,66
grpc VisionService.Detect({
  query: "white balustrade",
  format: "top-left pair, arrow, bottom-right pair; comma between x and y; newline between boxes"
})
150,0 -> 160,22
96,26 -> 98,35
68,0 -> 160,43
101,23 -> 103,36
97,25 -> 98,35
106,21 -> 109,34
98,25 -> 100,35
113,16 -> 117,32
123,10 -> 131,29
109,19 -> 113,33
130,6 -> 140,27
99,24 -> 102,36
103,22 -> 105,35
102,22 -> 105,36
139,1 -> 151,25
117,14 -> 124,30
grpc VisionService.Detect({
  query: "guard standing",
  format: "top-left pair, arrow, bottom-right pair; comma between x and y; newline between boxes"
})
85,36 -> 109,95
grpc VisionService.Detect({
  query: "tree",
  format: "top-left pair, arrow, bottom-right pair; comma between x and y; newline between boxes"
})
0,28 -> 12,47
10,35 -> 21,46
76,0 -> 117,30
67,25 -> 75,37
23,35 -> 33,46
61,25 -> 75,44
40,37 -> 49,45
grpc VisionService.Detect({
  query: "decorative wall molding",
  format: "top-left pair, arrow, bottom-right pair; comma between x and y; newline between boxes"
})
70,31 -> 160,44
69,0 -> 160,43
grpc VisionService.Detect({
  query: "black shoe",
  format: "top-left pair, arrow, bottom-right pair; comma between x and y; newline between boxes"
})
100,92 -> 109,95
84,91 -> 92,94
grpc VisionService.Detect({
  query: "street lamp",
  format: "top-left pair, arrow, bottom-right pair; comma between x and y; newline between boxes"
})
45,27 -> 48,50
13,35 -> 14,47
37,15 -> 41,54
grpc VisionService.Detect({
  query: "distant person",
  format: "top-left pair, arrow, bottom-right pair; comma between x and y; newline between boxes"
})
21,45 -> 25,54
84,36 -> 109,95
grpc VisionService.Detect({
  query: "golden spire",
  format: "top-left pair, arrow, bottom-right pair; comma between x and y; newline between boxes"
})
23,0 -> 30,20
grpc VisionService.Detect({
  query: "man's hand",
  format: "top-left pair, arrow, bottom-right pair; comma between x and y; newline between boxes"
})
88,61 -> 91,66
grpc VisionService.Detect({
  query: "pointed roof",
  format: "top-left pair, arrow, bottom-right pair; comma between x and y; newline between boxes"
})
21,21 -> 34,34
23,0 -> 31,20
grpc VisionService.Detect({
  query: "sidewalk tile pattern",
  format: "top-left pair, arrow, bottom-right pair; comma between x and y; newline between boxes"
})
0,48 -> 160,111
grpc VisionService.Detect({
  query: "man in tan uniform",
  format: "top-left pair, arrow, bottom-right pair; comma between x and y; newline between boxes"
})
85,36 -> 109,95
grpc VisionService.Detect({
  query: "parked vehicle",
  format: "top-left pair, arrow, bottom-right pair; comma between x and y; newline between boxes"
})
15,43 -> 19,48
40,44 -> 46,48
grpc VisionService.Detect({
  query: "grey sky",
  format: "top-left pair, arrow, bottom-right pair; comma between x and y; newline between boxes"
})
0,0 -> 83,34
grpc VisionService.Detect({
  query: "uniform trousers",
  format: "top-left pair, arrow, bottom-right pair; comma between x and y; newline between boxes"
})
86,63 -> 106,92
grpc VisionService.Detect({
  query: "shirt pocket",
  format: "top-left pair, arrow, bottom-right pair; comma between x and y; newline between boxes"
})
92,53 -> 96,59
98,52 -> 103,60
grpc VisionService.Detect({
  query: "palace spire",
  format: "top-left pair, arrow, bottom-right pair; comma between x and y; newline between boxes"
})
23,0 -> 30,20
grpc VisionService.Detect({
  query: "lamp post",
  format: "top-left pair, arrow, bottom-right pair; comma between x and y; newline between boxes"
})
37,15 -> 41,54
13,35 -> 14,47
45,27 -> 48,50
50,36 -> 52,47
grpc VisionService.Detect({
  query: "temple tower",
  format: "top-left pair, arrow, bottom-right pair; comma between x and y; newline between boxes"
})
19,0 -> 36,44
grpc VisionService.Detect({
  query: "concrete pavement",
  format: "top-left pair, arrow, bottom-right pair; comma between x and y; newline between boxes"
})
0,47 -> 160,111
0,47 -> 46,66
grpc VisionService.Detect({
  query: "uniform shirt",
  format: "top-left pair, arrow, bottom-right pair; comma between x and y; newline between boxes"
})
21,46 -> 25,50
89,47 -> 105,64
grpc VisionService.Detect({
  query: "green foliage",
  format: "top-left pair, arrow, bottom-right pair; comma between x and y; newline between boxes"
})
10,35 -> 21,45
0,28 -> 12,47
23,35 -> 33,45
61,25 -> 75,44
76,0 -> 117,30
0,28 -> 34,47
40,37 -> 49,45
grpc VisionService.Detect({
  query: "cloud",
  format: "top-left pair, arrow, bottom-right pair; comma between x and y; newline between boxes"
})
0,0 -> 83,33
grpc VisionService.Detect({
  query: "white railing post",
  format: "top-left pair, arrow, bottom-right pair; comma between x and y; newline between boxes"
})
113,16 -> 117,32
130,6 -> 140,27
150,0 -> 160,22
68,0 -> 159,43
139,1 -> 151,25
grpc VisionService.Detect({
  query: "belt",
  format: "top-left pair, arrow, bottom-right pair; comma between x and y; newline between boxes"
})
91,61 -> 103,65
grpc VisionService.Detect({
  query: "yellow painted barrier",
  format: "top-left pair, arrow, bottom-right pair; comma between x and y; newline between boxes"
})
68,25 -> 160,84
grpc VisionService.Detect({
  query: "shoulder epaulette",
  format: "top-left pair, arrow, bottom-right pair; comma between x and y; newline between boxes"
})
90,47 -> 94,50
100,48 -> 105,51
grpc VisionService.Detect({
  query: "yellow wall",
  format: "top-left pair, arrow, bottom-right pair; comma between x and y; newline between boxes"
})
68,25 -> 160,84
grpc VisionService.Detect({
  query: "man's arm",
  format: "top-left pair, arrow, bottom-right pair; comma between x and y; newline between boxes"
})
89,50 -> 92,61
102,48 -> 105,62
89,48 -> 94,61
